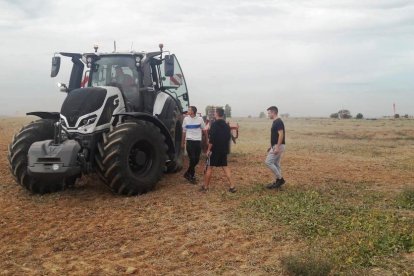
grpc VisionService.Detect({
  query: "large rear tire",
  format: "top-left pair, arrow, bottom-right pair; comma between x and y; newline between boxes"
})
160,104 -> 183,173
102,121 -> 167,195
7,119 -> 67,194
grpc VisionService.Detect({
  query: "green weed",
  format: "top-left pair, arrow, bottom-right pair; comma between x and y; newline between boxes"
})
396,188 -> 414,210
242,187 -> 414,272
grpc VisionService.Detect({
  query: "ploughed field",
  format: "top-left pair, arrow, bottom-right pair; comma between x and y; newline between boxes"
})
0,117 -> 413,275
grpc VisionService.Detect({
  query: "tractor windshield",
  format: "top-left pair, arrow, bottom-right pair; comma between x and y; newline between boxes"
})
90,56 -> 139,89
90,56 -> 141,110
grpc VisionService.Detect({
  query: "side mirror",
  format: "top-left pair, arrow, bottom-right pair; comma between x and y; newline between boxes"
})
164,55 -> 174,77
51,56 -> 61,77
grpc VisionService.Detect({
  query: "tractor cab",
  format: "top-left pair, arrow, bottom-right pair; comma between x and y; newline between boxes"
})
51,46 -> 190,114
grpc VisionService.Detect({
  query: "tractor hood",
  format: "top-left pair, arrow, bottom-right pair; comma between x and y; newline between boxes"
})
61,87 -> 107,127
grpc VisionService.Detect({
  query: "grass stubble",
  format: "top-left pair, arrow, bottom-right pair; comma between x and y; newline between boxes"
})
0,117 -> 413,275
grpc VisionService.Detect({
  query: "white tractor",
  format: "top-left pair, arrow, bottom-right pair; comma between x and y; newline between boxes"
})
8,44 -> 189,195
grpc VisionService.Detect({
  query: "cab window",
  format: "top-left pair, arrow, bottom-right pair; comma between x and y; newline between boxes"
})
160,54 -> 189,111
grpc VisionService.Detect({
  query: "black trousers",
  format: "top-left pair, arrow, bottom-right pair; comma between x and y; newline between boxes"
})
185,140 -> 201,177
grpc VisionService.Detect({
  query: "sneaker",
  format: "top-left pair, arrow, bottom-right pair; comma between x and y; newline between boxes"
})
266,182 -> 277,189
184,172 -> 191,180
190,176 -> 197,184
228,187 -> 237,193
274,178 -> 286,188
184,171 -> 197,184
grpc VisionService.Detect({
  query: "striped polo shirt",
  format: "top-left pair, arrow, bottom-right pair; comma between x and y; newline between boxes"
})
183,115 -> 206,141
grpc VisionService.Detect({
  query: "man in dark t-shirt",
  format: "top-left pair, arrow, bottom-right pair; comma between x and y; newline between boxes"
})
265,106 -> 286,189
201,108 -> 236,193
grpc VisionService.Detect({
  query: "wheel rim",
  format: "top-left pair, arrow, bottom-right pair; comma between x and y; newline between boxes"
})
128,140 -> 154,176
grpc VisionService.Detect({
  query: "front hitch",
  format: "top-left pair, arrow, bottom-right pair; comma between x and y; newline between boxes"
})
53,121 -> 62,145
27,139 -> 81,180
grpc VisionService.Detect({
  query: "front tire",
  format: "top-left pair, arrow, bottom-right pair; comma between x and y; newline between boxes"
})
95,135 -> 107,183
7,119 -> 67,194
102,121 -> 167,195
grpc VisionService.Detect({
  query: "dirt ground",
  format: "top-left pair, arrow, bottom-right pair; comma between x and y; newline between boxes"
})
0,117 -> 413,275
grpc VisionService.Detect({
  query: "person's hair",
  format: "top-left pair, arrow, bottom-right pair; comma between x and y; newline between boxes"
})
190,106 -> 197,114
267,106 -> 278,114
216,107 -> 224,117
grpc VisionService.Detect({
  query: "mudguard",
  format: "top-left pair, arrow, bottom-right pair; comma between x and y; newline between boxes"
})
27,112 -> 60,121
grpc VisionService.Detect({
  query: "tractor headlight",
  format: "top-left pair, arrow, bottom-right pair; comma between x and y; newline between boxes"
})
78,115 -> 97,127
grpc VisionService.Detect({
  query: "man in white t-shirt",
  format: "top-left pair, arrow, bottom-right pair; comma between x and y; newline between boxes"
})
182,106 -> 206,183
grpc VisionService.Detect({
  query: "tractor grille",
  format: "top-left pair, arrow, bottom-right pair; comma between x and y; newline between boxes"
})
37,157 -> 61,163
61,88 -> 107,127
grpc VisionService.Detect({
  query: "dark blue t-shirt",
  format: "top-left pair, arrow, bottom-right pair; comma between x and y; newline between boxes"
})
271,118 -> 285,146
209,119 -> 231,154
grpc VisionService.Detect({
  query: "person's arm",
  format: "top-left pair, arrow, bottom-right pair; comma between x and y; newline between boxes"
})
200,117 -> 206,130
203,129 -> 209,146
206,123 -> 215,156
206,142 -> 213,156
226,124 -> 231,141
273,129 -> 284,154
200,118 -> 208,141
182,132 -> 186,147
182,118 -> 187,147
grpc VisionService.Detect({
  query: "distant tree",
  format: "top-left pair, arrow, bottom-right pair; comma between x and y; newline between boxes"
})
259,111 -> 266,118
394,114 -> 400,119
356,113 -> 363,119
330,113 -> 339,119
281,113 -> 290,118
338,109 -> 352,119
403,114 -> 409,118
225,104 -> 232,118
248,115 -> 252,118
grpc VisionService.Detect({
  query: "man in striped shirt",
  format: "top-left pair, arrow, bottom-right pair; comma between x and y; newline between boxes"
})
182,106 -> 206,183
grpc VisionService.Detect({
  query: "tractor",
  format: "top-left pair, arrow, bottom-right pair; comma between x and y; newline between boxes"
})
8,44 -> 189,195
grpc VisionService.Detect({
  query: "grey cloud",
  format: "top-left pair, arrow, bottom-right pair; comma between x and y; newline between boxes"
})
0,0 -> 413,117
1,0 -> 52,21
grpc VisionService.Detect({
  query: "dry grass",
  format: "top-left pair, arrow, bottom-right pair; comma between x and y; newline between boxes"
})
0,117 -> 413,275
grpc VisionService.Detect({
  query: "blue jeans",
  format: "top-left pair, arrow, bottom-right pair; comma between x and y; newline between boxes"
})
265,145 -> 285,180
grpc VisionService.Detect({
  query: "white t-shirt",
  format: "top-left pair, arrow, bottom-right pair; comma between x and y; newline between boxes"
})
183,115 -> 206,141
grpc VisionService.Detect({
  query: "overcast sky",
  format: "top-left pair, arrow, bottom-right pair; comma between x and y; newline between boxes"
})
1,0 -> 413,117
